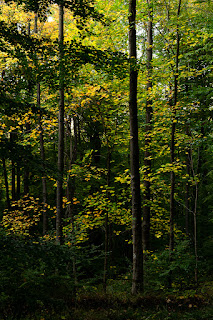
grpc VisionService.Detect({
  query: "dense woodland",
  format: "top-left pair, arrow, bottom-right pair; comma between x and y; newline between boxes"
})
0,0 -> 213,319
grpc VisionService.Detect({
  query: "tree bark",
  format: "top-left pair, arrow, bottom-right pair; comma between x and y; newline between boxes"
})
16,165 -> 20,200
34,13 -> 48,235
142,0 -> 153,251
129,0 -> 143,294
103,145 -> 111,293
24,122 -> 30,195
56,2 -> 64,245
189,147 -> 199,285
38,85 -> 48,235
2,158 -> 10,209
23,22 -> 32,196
185,126 -> 191,235
65,116 -> 77,220
169,0 -> 181,288
10,133 -> 16,201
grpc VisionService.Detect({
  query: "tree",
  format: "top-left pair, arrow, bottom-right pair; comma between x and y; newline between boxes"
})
56,2 -> 65,245
129,0 -> 143,294
142,0 -> 153,252
169,0 -> 181,287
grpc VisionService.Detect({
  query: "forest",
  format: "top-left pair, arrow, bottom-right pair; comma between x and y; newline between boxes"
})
0,0 -> 212,319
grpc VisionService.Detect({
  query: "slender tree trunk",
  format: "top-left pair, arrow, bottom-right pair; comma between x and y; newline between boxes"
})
142,0 -> 153,251
10,133 -> 16,201
66,116 -> 78,290
103,145 -> 111,293
16,165 -> 20,200
38,84 -> 48,235
193,181 -> 198,285
2,158 -> 10,209
56,2 -> 64,245
24,122 -> 30,195
23,23 -> 31,196
190,148 -> 199,285
184,81 -> 190,235
12,161 -> 15,200
129,0 -> 143,294
34,13 -> 48,235
169,0 -> 181,287
185,126 -> 191,235
66,116 -> 77,222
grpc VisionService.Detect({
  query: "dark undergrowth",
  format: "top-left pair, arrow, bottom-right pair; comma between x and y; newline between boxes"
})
0,230 -> 212,319
1,284 -> 212,320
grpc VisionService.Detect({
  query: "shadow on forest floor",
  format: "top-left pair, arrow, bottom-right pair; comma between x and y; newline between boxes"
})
3,286 -> 212,320
68,291 -> 212,320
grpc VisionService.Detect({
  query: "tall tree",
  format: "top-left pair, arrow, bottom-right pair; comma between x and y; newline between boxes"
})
56,2 -> 65,245
129,0 -> 143,294
142,0 -> 153,251
34,13 -> 48,235
169,0 -> 181,287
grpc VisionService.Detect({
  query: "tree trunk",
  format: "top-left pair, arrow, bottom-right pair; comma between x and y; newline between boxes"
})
38,85 -> 48,235
2,158 -> 10,209
23,23 -> 31,196
16,165 -> 20,200
34,13 -> 48,235
193,181 -> 198,285
24,122 -> 30,195
66,116 -> 77,220
142,0 -> 153,251
56,2 -> 64,245
169,0 -> 181,288
103,145 -> 111,293
66,116 -> 78,290
185,126 -> 191,235
10,133 -> 16,201
189,147 -> 199,285
129,0 -> 143,294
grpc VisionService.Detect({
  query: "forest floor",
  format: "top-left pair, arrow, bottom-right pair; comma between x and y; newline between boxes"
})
17,282 -> 212,320
2,281 -> 213,319
67,291 -> 213,320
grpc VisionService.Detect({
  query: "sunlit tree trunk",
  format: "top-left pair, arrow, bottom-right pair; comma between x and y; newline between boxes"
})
142,0 -> 153,251
129,0 -> 143,294
56,2 -> 64,245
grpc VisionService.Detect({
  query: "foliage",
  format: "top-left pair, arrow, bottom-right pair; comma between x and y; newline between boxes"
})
0,228 -> 74,317
1,195 -> 43,236
144,240 -> 198,291
0,228 -> 105,318
0,0 -> 212,317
